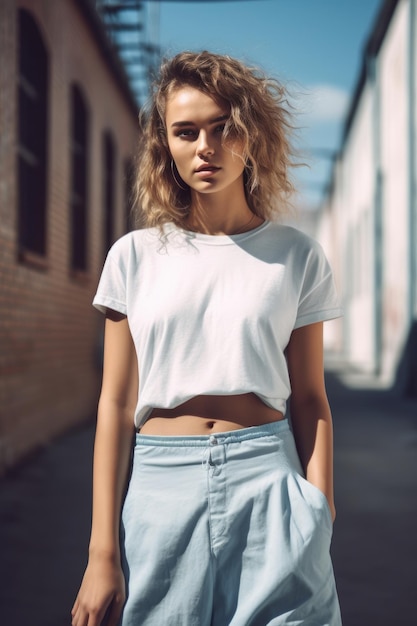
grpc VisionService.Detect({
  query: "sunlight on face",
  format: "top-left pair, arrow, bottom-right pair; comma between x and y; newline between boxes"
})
166,87 -> 246,196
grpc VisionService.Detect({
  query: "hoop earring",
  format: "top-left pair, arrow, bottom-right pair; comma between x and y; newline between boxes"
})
244,163 -> 254,192
171,160 -> 188,191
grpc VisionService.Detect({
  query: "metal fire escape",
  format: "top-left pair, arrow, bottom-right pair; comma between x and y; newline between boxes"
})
95,0 -> 161,106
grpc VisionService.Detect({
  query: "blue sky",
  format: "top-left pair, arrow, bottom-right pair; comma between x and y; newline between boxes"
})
153,0 -> 382,209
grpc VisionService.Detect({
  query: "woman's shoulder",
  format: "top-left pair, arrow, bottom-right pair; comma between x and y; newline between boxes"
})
263,221 -> 323,255
106,226 -> 162,259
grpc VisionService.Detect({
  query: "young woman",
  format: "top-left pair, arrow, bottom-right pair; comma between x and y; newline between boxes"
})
72,51 -> 343,626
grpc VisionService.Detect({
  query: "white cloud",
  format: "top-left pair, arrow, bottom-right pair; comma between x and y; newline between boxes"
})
299,84 -> 350,123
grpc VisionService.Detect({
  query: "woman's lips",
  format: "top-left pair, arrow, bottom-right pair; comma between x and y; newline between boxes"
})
194,166 -> 220,177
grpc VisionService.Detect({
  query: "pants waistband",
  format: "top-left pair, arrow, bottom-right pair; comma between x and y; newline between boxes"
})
135,419 -> 290,447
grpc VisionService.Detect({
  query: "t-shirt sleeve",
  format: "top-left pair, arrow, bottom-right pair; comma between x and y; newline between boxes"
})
93,251 -> 127,315
294,239 -> 343,330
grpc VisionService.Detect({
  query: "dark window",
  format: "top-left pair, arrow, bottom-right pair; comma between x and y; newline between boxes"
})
17,9 -> 49,261
103,131 -> 116,255
69,84 -> 89,272
124,157 -> 135,232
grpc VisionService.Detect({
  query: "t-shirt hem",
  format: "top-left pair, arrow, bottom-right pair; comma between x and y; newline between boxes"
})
93,296 -> 127,316
134,393 -> 288,429
293,308 -> 343,330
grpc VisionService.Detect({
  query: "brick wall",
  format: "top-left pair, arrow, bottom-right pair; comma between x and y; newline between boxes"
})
0,0 -> 139,473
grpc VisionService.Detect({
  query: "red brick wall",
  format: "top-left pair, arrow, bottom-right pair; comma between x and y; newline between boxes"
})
0,0 -> 139,473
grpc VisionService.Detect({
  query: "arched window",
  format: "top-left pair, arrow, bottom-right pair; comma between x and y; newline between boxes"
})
124,157 -> 135,232
69,84 -> 89,272
17,9 -> 49,261
103,131 -> 116,255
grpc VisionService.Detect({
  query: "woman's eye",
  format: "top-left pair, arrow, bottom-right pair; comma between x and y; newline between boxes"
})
215,124 -> 226,134
176,129 -> 196,138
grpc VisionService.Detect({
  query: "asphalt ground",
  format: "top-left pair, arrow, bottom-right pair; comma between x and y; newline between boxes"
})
0,367 -> 416,626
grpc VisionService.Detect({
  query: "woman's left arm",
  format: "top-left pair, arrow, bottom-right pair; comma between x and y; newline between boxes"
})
286,321 -> 336,522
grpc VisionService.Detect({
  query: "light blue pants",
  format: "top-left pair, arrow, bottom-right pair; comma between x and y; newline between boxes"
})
119,420 -> 342,625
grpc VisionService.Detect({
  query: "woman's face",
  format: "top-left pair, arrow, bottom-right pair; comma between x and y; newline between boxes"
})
165,86 -> 246,196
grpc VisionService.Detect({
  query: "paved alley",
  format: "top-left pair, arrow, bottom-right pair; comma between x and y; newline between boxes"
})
0,367 -> 416,626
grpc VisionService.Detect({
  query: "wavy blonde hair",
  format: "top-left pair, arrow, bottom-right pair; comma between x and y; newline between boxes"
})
134,51 -> 297,228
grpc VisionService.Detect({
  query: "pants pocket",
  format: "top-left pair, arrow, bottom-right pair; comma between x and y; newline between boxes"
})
285,471 -> 333,546
296,473 -> 333,531
280,431 -> 333,536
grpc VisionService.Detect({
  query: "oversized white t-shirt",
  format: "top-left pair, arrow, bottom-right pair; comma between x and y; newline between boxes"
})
93,221 -> 342,428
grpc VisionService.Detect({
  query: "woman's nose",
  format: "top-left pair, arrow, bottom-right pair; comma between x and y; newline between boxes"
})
196,131 -> 214,157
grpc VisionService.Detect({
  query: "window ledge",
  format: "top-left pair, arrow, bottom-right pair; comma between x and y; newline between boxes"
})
70,269 -> 90,285
18,248 -> 49,271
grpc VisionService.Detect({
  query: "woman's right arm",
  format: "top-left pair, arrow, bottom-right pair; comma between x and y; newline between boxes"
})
71,311 -> 138,626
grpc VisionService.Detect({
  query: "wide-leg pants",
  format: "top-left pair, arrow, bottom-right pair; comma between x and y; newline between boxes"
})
119,420 -> 342,625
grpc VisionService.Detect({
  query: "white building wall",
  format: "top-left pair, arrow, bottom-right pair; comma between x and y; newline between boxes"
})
317,0 -> 416,386
378,0 -> 410,382
315,198 -> 343,353
317,84 -> 376,368
340,85 -> 376,371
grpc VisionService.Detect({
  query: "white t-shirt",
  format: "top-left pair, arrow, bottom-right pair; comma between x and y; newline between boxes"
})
93,221 -> 342,428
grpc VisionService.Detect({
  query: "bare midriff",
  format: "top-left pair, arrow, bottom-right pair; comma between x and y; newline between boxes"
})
140,393 -> 285,435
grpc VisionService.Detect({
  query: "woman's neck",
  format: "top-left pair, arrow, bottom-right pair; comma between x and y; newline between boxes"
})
186,188 -> 261,236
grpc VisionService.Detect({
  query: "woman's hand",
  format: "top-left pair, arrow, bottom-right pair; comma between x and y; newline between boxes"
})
71,553 -> 126,626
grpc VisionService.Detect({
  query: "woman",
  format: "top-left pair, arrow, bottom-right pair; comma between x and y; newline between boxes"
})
72,51 -> 343,626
